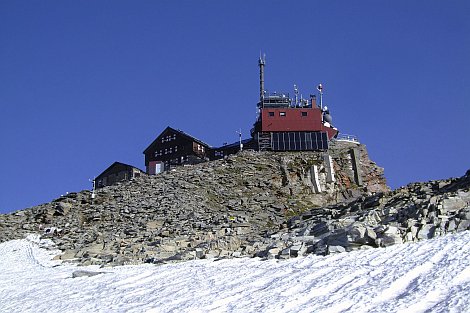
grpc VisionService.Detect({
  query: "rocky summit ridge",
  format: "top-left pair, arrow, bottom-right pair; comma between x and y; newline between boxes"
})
1,140 -> 469,266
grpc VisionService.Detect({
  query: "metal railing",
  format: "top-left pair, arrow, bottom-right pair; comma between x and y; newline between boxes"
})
335,134 -> 360,143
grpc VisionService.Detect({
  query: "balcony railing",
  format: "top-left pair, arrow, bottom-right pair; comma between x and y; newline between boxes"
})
335,134 -> 360,144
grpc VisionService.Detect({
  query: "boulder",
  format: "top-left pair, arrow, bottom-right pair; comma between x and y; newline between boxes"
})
457,219 -> 470,231
441,197 -> 467,213
417,224 -> 435,240
328,245 -> 346,254
377,226 -> 402,247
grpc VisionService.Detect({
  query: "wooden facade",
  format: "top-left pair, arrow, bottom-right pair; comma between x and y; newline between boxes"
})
95,162 -> 144,188
143,127 -> 211,174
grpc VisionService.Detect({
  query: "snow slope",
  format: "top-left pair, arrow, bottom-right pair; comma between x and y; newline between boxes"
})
0,232 -> 469,313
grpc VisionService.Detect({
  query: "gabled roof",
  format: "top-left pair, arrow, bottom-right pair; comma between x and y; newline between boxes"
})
96,161 -> 144,180
143,126 -> 212,154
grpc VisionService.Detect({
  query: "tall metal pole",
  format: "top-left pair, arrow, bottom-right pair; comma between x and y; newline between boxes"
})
259,53 -> 266,103
236,129 -> 243,152
317,83 -> 323,110
294,84 -> 299,107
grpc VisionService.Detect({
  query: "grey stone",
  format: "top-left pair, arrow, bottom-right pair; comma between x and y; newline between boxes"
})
72,270 -> 106,278
377,226 -> 403,247
347,224 -> 368,244
447,220 -> 457,232
280,247 -> 291,255
417,224 -> 435,240
231,251 -> 242,258
457,219 -> 470,231
365,228 -> 377,241
289,243 -> 306,257
267,247 -> 280,259
458,208 -> 470,220
441,197 -> 466,212
328,245 -> 346,254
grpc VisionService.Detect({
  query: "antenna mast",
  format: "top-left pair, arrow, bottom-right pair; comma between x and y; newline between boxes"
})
259,53 -> 266,102
294,84 -> 299,107
317,83 -> 323,109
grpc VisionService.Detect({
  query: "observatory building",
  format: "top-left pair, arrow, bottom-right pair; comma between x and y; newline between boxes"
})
251,54 -> 338,152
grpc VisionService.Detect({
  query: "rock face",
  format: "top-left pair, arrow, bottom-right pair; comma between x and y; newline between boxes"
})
6,141 -> 465,266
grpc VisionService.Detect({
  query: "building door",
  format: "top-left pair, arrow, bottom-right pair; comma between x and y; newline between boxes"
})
148,161 -> 164,175
155,162 -> 163,174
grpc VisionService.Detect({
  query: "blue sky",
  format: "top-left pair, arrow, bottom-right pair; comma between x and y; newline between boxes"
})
1,1 -> 469,213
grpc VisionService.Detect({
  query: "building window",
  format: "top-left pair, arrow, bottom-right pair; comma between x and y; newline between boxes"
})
301,111 -> 308,117
268,112 -> 274,117
169,147 -> 173,153
175,146 -> 178,152
280,112 -> 286,117
162,135 -> 174,143
165,148 -> 168,154
197,144 -> 205,153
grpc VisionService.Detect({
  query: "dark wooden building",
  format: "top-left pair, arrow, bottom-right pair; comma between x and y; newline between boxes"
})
95,162 -> 144,188
143,126 -> 211,174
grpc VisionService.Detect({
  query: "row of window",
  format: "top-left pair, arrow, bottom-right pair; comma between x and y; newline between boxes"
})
155,146 -> 179,157
166,156 -> 189,165
161,134 -> 177,143
154,143 -> 206,157
268,111 -> 308,117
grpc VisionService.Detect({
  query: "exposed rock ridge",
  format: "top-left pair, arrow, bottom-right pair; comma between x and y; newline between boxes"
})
5,140 -> 451,266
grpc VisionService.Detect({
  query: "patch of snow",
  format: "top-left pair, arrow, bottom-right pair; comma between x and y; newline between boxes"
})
0,231 -> 469,312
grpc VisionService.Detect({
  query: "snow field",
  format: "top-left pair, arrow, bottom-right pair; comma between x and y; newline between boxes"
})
0,232 -> 469,313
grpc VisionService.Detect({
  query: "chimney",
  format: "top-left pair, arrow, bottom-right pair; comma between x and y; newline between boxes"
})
310,94 -> 317,107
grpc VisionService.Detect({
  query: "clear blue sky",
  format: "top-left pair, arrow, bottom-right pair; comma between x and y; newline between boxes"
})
1,1 -> 469,213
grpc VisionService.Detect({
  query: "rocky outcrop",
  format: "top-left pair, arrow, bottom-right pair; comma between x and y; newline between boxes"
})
260,170 -> 470,259
0,140 -> 399,266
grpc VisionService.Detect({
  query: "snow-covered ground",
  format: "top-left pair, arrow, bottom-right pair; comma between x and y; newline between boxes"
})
0,232 -> 469,313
